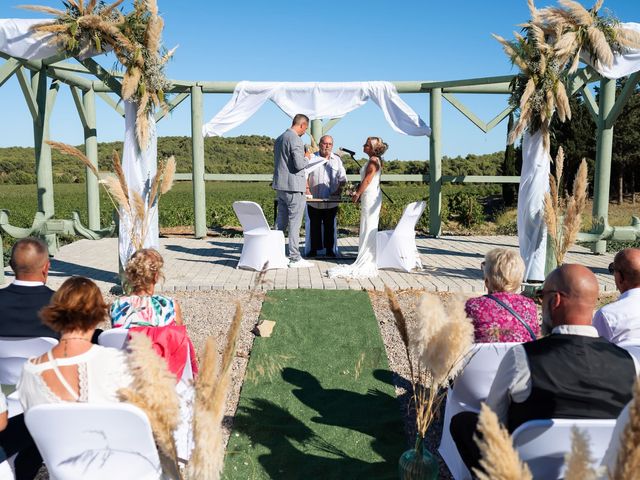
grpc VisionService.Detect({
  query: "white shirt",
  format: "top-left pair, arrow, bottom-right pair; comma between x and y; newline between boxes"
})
17,345 -> 132,411
12,280 -> 45,287
593,287 -> 640,344
486,325 -> 613,425
0,392 -> 6,415
307,152 -> 347,209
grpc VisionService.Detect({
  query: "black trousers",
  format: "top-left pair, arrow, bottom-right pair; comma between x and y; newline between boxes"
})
450,411 -> 482,478
0,414 -> 42,480
307,206 -> 338,253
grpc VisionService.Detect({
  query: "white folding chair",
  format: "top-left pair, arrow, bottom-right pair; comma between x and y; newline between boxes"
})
376,201 -> 426,272
25,403 -> 163,480
97,329 -> 130,350
0,336 -> 58,418
513,418 -> 616,479
232,201 -> 288,271
439,342 -> 516,480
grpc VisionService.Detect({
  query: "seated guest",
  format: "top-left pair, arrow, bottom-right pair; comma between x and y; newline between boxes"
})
593,248 -> 640,344
306,135 -> 347,258
18,276 -> 132,410
0,392 -> 42,480
465,248 -> 539,342
0,238 -> 57,339
451,264 -> 637,474
110,249 -> 183,329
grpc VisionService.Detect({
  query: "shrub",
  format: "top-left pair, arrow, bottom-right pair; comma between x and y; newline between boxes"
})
448,192 -> 485,227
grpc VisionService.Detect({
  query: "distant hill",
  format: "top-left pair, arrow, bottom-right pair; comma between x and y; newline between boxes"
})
0,135 -> 505,184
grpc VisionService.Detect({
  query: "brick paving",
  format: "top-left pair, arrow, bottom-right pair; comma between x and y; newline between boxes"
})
1,235 -> 617,293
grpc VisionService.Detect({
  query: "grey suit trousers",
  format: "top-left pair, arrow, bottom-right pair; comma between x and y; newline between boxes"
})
275,190 -> 306,261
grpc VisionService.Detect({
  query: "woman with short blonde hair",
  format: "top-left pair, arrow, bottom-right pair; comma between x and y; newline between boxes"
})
465,248 -> 539,343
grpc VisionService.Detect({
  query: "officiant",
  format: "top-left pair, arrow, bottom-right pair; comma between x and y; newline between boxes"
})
306,135 -> 347,258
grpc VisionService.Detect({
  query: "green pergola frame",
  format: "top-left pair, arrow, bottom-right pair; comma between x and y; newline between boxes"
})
0,50 -> 639,284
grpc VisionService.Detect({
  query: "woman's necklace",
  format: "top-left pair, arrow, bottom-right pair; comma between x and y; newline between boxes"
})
59,337 -> 92,357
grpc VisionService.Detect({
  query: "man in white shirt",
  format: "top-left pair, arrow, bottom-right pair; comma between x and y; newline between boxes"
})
306,135 -> 346,257
450,264 -> 637,474
593,248 -> 640,344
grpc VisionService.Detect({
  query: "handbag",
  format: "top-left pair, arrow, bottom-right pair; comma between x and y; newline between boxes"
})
484,294 -> 537,341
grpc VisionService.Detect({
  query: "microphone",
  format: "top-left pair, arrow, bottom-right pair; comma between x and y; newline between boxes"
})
338,147 -> 356,157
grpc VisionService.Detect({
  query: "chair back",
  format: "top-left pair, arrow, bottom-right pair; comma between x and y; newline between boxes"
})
451,342 -> 515,412
0,337 -> 58,384
512,418 -> 616,479
394,201 -> 426,234
25,403 -> 162,480
97,329 -> 130,350
232,201 -> 270,233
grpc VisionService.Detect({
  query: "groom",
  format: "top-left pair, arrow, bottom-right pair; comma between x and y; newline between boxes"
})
273,114 -> 313,268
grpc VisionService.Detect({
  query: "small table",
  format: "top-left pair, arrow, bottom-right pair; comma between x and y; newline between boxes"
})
272,197 -> 351,227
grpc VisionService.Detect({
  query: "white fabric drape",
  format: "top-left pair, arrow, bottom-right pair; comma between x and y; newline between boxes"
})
518,130 -> 549,282
0,19 -> 58,60
119,101 -> 159,267
202,81 -> 431,137
581,23 -> 640,79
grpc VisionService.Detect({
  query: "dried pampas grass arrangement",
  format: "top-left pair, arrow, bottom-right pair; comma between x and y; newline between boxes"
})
612,379 -> 640,479
24,0 -> 177,149
187,303 -> 243,480
386,289 -> 473,445
46,141 -> 176,252
118,332 -> 182,479
494,0 -> 640,151
473,404 -> 533,480
543,147 -> 588,266
563,427 -> 598,480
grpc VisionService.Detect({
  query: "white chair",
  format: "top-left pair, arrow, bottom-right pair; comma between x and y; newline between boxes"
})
25,403 -> 163,480
232,201 -> 288,271
439,342 -> 516,480
376,201 -> 426,272
97,329 -> 130,349
0,336 -> 58,418
513,418 -> 616,479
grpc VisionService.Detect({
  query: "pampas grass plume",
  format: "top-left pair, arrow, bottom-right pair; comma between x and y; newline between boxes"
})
474,404 -> 533,480
564,427 -> 597,480
46,141 -> 99,178
613,379 -> 640,479
161,156 -> 176,194
385,286 -> 409,349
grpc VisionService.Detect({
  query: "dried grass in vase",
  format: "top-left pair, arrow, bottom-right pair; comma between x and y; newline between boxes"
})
611,379 -> 640,480
385,288 -> 474,449
543,147 -> 588,266
563,427 -> 597,480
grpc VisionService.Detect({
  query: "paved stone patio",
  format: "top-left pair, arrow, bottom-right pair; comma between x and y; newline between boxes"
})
1,235 -> 617,293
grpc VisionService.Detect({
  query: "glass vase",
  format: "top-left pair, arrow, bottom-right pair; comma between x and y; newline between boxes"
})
398,436 -> 439,480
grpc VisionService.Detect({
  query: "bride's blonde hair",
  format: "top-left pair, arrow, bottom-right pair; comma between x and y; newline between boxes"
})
368,137 -> 388,157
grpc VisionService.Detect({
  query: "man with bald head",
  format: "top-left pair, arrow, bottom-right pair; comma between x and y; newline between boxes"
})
0,237 -> 58,338
451,264 -> 636,473
593,248 -> 640,344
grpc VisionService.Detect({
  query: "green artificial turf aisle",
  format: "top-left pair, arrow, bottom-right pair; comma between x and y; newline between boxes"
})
223,290 -> 405,480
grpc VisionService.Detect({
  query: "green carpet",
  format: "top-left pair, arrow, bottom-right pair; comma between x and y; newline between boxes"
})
223,290 -> 406,480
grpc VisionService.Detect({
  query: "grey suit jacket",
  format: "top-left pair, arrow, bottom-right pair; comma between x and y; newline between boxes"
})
273,128 -> 307,192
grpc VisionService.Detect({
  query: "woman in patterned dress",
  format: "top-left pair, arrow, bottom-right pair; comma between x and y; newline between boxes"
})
110,249 -> 183,328
465,248 -> 539,343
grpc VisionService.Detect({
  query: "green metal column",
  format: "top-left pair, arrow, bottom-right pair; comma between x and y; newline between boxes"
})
429,88 -> 442,237
310,118 -> 323,146
83,88 -> 100,230
591,78 -> 616,254
191,85 -> 207,238
32,68 -> 54,219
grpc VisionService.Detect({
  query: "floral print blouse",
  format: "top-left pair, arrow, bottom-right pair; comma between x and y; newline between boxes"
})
110,294 -> 177,329
465,292 -> 539,343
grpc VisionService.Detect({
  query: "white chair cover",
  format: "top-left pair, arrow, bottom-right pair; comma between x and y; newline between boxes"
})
439,342 -> 517,480
232,201 -> 288,270
513,418 -> 616,479
376,201 -> 426,272
97,329 -> 130,350
0,336 -> 58,418
304,207 -> 339,256
25,403 -> 163,480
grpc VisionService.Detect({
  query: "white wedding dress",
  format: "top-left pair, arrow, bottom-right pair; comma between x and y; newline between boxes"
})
328,161 -> 382,279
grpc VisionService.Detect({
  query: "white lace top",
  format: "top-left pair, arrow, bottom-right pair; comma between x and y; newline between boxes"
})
17,345 -> 132,411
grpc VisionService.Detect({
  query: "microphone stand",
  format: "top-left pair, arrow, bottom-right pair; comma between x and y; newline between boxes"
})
341,150 -> 394,204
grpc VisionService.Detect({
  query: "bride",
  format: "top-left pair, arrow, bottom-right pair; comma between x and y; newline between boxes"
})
328,137 -> 387,279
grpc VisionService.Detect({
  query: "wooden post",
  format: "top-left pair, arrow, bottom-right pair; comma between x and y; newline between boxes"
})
83,88 -> 100,230
429,88 -> 442,237
191,85 -> 207,238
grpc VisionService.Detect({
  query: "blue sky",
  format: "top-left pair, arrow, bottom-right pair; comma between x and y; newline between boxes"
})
0,0 -> 636,160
